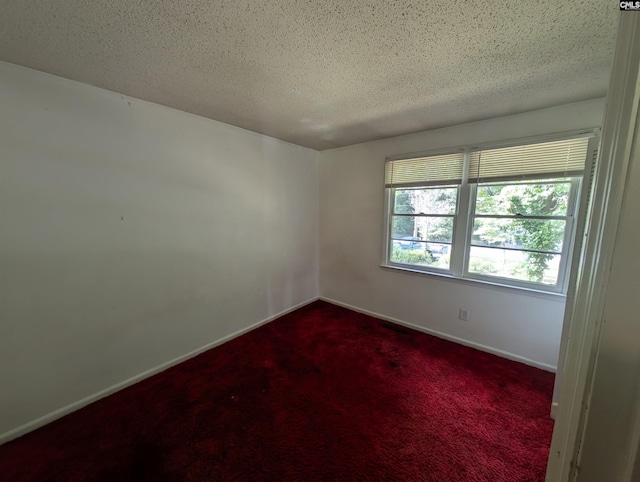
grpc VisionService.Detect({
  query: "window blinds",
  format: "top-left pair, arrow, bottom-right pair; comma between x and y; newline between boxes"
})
385,136 -> 590,188
468,137 -> 589,183
384,152 -> 466,188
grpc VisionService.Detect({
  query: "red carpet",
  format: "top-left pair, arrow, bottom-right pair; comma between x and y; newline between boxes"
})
0,301 -> 554,481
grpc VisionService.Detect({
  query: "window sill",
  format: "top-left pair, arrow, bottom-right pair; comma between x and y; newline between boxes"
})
380,263 -> 568,302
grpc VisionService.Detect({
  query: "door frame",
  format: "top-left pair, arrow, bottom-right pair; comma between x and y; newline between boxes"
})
546,13 -> 640,482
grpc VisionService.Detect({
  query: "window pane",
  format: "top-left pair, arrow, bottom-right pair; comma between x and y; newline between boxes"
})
468,247 -> 561,285
392,216 -> 454,243
475,181 -> 571,216
391,241 -> 451,269
394,187 -> 457,215
471,218 -> 566,253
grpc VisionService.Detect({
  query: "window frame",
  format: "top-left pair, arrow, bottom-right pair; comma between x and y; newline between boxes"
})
389,184 -> 459,273
462,177 -> 581,293
382,130 -> 599,295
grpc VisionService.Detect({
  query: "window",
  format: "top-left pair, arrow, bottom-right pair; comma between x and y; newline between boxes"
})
384,133 -> 597,293
390,186 -> 457,270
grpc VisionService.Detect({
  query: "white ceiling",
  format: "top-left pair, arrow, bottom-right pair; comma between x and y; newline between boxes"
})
0,0 -> 618,150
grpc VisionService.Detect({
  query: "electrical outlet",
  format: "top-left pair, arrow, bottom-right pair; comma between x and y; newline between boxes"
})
459,309 -> 469,321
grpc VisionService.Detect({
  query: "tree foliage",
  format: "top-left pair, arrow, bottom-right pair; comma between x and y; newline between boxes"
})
474,181 -> 570,282
392,187 -> 456,242
391,247 -> 434,265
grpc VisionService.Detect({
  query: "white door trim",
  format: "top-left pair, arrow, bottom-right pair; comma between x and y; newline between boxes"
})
546,13 -> 640,482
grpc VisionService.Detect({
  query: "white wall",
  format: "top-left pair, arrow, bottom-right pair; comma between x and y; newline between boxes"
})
319,99 -> 605,370
0,62 -> 319,439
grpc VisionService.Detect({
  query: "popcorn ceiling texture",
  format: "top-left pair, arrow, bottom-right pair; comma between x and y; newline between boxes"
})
0,0 -> 618,150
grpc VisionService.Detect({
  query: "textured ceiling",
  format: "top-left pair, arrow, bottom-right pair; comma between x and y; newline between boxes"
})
0,0 -> 618,150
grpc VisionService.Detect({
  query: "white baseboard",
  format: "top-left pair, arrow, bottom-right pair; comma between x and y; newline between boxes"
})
0,296 -> 319,445
320,296 -> 557,373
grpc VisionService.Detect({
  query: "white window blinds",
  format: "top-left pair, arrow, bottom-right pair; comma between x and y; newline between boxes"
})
468,137 -> 589,183
384,152 -> 467,188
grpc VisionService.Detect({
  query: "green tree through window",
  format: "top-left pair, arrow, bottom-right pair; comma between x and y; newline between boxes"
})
473,180 -> 570,283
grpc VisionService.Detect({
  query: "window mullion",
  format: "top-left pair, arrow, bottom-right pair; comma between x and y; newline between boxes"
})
558,178 -> 581,292
382,187 -> 394,265
462,183 -> 478,277
451,150 -> 471,276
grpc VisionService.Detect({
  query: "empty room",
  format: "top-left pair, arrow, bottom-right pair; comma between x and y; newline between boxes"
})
2,1 -> 640,481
